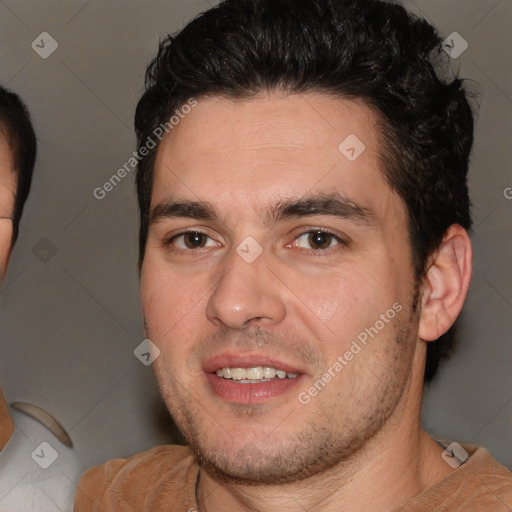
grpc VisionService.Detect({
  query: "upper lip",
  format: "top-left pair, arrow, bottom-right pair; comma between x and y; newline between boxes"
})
203,352 -> 304,375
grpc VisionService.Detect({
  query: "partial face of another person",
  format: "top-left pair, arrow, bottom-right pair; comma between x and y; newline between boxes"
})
141,93 -> 423,485
0,129 -> 15,283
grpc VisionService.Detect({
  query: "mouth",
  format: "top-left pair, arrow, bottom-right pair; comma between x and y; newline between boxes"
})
215,366 -> 298,383
204,354 -> 305,404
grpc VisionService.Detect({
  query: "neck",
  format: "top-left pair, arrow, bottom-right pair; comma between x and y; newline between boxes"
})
197,352 -> 454,512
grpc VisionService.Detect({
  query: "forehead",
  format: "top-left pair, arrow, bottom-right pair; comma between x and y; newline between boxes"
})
151,93 -> 400,223
0,130 -> 16,218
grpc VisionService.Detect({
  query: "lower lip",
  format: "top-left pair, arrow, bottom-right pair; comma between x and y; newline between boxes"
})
206,373 -> 303,403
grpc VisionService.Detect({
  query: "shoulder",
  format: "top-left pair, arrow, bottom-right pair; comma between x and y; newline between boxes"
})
402,444 -> 512,512
0,400 -> 82,512
464,446 -> 512,504
74,444 -> 198,512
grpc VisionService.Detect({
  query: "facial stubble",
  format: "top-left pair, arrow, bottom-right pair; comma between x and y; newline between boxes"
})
149,298 -> 420,486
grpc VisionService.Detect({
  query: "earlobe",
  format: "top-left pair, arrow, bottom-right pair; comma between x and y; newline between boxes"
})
418,224 -> 473,342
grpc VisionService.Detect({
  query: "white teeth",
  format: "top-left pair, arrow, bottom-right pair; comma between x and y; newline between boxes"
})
230,368 -> 246,380
214,366 -> 298,381
246,367 -> 264,379
263,367 -> 276,378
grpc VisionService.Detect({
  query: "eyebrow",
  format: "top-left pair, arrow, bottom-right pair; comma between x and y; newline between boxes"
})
150,200 -> 217,224
267,192 -> 375,226
149,192 -> 376,227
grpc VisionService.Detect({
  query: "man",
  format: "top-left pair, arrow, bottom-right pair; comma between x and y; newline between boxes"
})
0,86 -> 80,511
75,0 -> 512,510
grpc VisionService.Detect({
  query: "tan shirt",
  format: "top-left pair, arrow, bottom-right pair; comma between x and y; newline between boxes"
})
75,443 -> 512,511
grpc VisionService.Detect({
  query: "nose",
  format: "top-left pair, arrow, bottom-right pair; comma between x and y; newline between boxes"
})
205,246 -> 287,330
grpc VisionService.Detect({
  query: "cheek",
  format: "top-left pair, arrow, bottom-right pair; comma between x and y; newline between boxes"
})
298,265 -> 389,333
296,274 -> 365,331
291,260 -> 405,376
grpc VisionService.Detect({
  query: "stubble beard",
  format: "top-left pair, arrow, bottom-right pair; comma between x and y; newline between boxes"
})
151,308 -> 420,487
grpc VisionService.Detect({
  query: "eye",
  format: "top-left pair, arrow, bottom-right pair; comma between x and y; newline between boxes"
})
169,231 -> 219,250
293,230 -> 342,251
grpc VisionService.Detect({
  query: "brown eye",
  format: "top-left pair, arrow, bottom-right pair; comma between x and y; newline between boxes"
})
169,231 -> 217,250
308,231 -> 332,249
294,230 -> 341,251
183,232 -> 208,248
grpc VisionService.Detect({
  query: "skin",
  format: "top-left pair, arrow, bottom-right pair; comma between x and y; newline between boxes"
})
0,129 -> 15,284
141,92 -> 472,511
0,129 -> 15,447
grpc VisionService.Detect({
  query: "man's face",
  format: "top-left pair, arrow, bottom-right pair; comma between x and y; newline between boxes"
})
141,93 -> 422,484
0,130 -> 15,283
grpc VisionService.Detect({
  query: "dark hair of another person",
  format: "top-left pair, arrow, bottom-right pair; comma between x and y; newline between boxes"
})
0,86 -> 37,244
134,0 -> 474,383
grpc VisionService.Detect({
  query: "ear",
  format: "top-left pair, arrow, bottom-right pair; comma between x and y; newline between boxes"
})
418,224 -> 473,342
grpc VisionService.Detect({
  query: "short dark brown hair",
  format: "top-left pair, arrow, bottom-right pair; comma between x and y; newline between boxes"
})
0,86 -> 37,244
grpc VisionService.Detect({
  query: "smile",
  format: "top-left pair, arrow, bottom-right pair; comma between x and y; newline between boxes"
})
215,366 -> 299,381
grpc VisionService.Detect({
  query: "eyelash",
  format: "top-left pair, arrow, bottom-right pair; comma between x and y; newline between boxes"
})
164,228 -> 347,256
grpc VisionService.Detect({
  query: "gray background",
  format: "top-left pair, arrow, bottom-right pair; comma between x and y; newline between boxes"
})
0,0 -> 510,477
